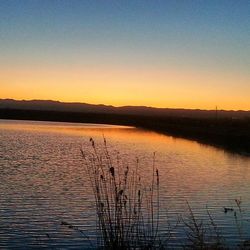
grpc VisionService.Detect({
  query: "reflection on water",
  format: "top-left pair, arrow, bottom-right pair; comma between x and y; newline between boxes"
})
0,119 -> 250,248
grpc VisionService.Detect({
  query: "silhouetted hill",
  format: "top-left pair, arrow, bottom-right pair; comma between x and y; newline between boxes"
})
1,99 -> 250,119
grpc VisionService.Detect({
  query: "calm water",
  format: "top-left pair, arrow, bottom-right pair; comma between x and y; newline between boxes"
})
1,119 -> 250,249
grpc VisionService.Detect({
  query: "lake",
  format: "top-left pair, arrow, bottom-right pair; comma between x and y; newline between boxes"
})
1,119 -> 250,249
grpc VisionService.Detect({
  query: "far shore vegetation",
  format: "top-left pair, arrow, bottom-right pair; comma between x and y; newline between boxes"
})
1,108 -> 250,155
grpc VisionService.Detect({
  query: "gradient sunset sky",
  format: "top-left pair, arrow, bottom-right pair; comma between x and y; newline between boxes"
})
0,0 -> 249,110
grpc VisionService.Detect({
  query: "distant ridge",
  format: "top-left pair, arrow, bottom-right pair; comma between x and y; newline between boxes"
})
0,99 -> 250,118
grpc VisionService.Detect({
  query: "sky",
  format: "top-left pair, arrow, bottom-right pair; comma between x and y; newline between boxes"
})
0,0 -> 249,110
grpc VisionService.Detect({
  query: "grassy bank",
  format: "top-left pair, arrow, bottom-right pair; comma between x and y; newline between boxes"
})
1,108 -> 250,155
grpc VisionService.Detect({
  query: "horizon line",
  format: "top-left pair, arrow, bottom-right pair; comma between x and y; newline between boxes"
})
1,98 -> 250,112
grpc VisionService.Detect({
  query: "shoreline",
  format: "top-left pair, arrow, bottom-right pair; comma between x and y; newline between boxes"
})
1,108 -> 250,156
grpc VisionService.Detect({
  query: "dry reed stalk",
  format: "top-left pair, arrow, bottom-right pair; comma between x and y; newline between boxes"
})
81,138 -> 160,249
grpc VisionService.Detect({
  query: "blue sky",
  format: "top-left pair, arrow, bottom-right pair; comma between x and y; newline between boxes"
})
0,0 -> 250,109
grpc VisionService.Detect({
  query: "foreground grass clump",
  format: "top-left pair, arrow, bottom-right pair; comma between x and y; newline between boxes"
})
78,138 -> 250,250
81,138 -> 161,249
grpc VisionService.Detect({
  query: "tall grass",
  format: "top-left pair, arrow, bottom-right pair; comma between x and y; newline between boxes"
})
182,202 -> 226,250
81,138 -> 161,249
182,200 -> 250,250
79,138 -> 250,249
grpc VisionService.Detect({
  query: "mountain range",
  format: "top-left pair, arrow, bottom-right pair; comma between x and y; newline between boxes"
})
0,99 -> 249,119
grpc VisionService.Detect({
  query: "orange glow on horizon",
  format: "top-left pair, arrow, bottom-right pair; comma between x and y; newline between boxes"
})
1,64 -> 249,111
